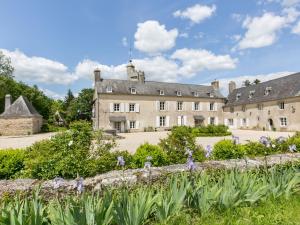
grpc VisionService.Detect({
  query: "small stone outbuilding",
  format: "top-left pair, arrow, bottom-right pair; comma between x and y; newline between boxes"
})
0,94 -> 43,136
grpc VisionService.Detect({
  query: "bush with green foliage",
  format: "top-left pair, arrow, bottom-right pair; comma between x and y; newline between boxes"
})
191,125 -> 231,137
132,143 -> 169,168
0,149 -> 25,179
212,139 -> 244,160
159,126 -> 205,164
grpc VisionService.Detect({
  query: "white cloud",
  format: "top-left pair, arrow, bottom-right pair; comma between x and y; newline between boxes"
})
217,71 -> 293,95
41,88 -> 64,100
179,32 -> 189,38
173,4 -> 216,24
122,37 -> 128,47
292,20 -> 300,33
134,20 -> 178,54
282,7 -> 300,23
282,0 -> 300,6
171,48 -> 237,78
237,13 -> 288,49
1,49 -> 78,84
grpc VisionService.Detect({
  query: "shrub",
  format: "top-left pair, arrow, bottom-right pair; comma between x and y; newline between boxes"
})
192,125 -> 231,137
159,126 -> 205,164
132,143 -> 169,168
22,120 -> 94,179
212,140 -> 244,160
0,149 -> 26,179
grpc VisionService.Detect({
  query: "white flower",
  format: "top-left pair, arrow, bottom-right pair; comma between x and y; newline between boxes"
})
68,140 -> 73,147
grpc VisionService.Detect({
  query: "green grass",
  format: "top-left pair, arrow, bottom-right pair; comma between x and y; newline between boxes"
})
160,194 -> 300,225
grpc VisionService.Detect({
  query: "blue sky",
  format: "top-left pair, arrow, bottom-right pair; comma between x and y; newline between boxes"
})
1,0 -> 300,98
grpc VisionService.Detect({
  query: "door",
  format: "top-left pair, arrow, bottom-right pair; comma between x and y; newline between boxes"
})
114,122 -> 121,132
268,119 -> 274,131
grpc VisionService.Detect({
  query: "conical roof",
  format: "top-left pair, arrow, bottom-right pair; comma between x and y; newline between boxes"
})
0,96 -> 42,118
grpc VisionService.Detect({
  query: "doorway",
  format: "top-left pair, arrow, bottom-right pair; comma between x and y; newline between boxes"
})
114,122 -> 121,132
268,119 -> 274,131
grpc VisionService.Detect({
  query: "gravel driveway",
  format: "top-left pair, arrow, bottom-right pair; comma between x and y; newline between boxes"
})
0,130 -> 295,153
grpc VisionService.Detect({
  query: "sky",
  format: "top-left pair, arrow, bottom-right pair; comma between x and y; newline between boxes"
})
1,0 -> 300,99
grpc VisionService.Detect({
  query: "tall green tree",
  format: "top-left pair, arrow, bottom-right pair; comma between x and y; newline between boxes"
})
253,79 -> 261,85
64,89 -> 74,110
243,80 -> 251,87
0,51 -> 14,78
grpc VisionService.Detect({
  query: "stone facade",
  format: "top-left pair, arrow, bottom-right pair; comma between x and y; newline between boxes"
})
0,95 -> 43,136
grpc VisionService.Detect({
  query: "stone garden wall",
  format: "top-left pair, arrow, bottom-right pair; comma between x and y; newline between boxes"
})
0,153 -> 299,196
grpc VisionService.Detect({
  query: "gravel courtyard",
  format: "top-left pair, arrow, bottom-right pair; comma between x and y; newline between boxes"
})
0,130 -> 295,153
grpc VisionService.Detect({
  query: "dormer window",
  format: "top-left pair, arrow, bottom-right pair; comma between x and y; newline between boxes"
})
159,90 -> 164,96
130,88 -> 136,94
249,90 -> 255,99
207,92 -> 214,98
265,87 -> 272,96
236,93 -> 241,101
176,91 -> 182,96
106,86 -> 112,93
193,92 -> 199,97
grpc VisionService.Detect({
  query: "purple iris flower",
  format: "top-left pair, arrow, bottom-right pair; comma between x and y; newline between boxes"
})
205,145 -> 212,158
144,156 -> 152,169
260,136 -> 271,147
185,148 -> 193,157
289,144 -> 297,153
53,177 -> 64,189
276,136 -> 286,144
117,156 -> 125,167
187,157 -> 196,171
76,177 -> 84,194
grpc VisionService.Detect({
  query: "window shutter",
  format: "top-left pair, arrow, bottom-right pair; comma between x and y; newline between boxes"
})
156,116 -> 160,127
183,115 -> 187,126
199,102 -> 203,111
177,116 -> 182,125
224,118 -> 228,126
234,119 -> 237,128
109,103 -> 114,112
136,103 -> 140,112
192,102 -> 195,111
207,103 -> 210,111
208,117 -> 211,125
126,120 -> 130,129
136,121 -> 140,129
166,116 -> 170,127
120,103 -> 125,112
214,103 -> 218,111
166,101 -> 169,111
246,118 -> 250,127
240,119 -> 243,127
215,117 -> 219,125
125,103 -> 129,112
156,101 -> 159,111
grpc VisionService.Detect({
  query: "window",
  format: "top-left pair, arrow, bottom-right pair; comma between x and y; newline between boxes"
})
193,92 -> 199,97
130,88 -> 136,94
159,90 -> 164,95
130,121 -> 136,129
159,116 -> 166,127
280,117 -> 287,127
194,102 -> 199,111
236,93 -> 241,101
210,117 -> 215,125
177,101 -> 183,111
114,103 -> 120,112
249,90 -> 255,99
210,102 -> 215,111
129,103 -> 135,112
265,87 -> 272,96
228,119 -> 234,126
258,104 -> 263,110
242,105 -> 246,112
243,118 -> 247,126
159,101 -> 165,111
279,102 -> 285,110
209,93 -> 214,98
106,86 -> 112,93
230,107 -> 234,113
176,91 -> 182,96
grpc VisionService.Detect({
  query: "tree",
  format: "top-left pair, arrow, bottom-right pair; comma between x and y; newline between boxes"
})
253,79 -> 261,85
0,51 -> 14,78
243,80 -> 251,87
64,89 -> 74,110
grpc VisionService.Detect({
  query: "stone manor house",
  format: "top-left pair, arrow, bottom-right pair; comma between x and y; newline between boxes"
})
93,61 -> 300,133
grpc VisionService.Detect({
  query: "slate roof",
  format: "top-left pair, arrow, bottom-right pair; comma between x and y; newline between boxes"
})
0,96 -> 42,118
96,79 -> 224,99
226,72 -> 300,107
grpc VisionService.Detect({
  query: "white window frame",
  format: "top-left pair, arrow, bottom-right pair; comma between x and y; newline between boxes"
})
176,91 -> 182,96
159,116 -> 166,127
279,117 -> 287,127
130,88 -> 136,94
106,86 -> 112,93
129,121 -> 136,129
194,102 -> 199,111
114,103 -> 120,112
159,90 -> 164,95
209,102 -> 215,111
177,101 -> 183,111
210,117 -> 215,125
129,103 -> 135,112
194,92 -> 199,97
228,119 -> 234,126
258,104 -> 263,110
279,102 -> 285,110
159,101 -> 165,111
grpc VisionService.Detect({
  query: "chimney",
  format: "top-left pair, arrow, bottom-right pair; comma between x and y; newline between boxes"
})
127,60 -> 136,81
211,80 -> 219,90
229,81 -> 236,94
5,94 -> 12,111
94,68 -> 101,83
138,71 -> 145,83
